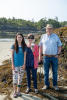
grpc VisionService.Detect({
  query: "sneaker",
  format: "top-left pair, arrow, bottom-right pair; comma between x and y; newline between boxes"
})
13,92 -> 17,98
53,86 -> 59,91
25,88 -> 30,94
35,89 -> 38,94
17,92 -> 22,97
42,85 -> 49,90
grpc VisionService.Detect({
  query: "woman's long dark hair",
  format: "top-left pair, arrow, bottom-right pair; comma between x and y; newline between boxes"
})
14,33 -> 26,53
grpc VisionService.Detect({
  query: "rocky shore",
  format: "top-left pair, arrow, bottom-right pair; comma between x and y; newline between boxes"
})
0,34 -> 67,100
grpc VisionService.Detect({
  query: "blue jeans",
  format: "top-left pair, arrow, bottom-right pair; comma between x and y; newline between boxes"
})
26,66 -> 37,89
43,56 -> 58,86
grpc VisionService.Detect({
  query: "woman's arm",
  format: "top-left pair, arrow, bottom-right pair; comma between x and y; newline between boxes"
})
22,51 -> 26,70
39,45 -> 42,62
11,49 -> 15,70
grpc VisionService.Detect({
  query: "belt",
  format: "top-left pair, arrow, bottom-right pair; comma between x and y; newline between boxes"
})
43,54 -> 56,57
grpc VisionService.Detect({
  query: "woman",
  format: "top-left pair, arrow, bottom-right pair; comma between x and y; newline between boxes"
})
26,34 -> 39,94
11,33 -> 27,98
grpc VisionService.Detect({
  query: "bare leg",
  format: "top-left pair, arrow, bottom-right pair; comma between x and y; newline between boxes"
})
13,84 -> 17,93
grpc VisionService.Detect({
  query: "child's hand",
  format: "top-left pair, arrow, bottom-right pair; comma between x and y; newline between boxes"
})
12,65 -> 15,70
22,64 -> 26,70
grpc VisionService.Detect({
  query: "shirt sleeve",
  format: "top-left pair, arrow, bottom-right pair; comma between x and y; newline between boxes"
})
33,44 -> 39,57
11,44 -> 14,50
57,36 -> 62,47
39,35 -> 43,46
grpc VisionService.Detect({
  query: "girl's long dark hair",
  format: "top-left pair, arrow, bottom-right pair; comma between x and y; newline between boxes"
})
14,33 -> 26,53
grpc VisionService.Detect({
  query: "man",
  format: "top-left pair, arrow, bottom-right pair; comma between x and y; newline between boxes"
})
39,24 -> 62,90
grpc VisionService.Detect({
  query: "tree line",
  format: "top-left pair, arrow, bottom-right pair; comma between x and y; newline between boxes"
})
0,17 -> 67,35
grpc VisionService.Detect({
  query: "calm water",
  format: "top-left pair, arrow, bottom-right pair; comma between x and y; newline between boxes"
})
0,38 -> 14,42
0,38 -> 27,43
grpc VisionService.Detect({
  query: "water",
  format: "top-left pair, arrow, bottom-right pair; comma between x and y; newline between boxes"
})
0,38 -> 14,42
0,38 -> 14,65
0,38 -> 28,43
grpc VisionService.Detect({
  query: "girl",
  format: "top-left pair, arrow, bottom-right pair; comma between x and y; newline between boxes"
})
11,33 -> 26,98
26,34 -> 39,94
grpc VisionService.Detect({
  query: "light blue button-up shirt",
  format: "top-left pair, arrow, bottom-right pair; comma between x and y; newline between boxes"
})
39,33 -> 62,55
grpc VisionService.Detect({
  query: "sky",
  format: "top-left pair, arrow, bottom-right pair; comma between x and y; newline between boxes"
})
0,0 -> 67,22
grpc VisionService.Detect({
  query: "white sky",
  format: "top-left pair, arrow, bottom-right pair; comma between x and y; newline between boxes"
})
0,0 -> 67,22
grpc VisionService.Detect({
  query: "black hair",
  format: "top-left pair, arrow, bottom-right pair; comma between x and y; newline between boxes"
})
28,35 -> 34,39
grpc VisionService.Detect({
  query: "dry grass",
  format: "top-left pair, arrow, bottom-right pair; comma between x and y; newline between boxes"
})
0,59 -> 67,100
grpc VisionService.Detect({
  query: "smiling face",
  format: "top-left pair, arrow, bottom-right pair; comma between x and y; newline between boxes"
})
17,34 -> 23,44
28,38 -> 33,44
46,28 -> 53,35
28,34 -> 35,44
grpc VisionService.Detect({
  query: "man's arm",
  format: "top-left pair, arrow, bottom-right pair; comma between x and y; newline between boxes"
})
57,46 -> 62,55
